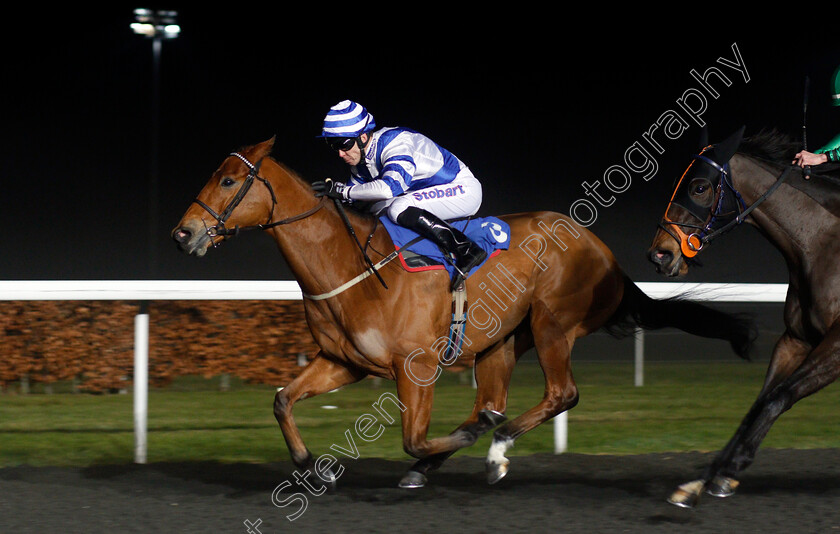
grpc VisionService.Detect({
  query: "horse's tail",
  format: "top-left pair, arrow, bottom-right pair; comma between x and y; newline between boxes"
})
603,275 -> 756,360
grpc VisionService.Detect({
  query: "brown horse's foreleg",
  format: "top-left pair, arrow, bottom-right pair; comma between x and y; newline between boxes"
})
669,330 -> 834,508
400,335 -> 520,487
485,300 -> 578,484
274,352 -> 367,469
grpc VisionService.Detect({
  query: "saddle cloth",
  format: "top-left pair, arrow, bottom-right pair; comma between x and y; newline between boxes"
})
380,215 -> 511,280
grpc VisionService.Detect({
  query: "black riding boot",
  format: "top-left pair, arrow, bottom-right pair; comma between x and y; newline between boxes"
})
397,207 -> 488,290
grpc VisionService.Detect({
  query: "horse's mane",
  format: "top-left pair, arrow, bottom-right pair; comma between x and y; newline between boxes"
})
737,129 -> 840,217
737,129 -> 803,165
269,156 -> 379,223
737,128 -> 840,176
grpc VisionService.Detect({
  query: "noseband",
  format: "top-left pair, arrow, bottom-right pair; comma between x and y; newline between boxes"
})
193,152 -> 325,241
659,148 -> 792,257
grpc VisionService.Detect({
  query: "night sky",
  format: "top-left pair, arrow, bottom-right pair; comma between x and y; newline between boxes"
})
5,9 -> 839,285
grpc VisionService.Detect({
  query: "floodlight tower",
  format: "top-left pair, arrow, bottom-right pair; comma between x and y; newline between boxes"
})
130,9 -> 179,465
131,9 -> 180,280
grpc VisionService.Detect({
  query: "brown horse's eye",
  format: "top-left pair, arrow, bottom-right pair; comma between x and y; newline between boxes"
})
221,177 -> 236,187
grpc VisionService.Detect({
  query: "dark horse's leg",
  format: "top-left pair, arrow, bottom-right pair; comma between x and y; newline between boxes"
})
274,352 -> 367,475
669,329 -> 840,507
485,299 -> 579,484
399,332 -> 527,488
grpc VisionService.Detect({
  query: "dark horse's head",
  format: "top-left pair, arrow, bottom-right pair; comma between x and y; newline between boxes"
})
648,127 -> 746,277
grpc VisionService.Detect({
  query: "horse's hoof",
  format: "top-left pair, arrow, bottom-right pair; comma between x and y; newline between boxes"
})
398,470 -> 427,489
479,409 -> 507,427
707,476 -> 739,498
486,459 -> 509,485
318,467 -> 338,491
667,480 -> 705,509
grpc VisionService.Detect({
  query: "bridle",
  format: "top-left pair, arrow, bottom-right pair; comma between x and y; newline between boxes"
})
193,152 -> 325,242
191,150 -> 390,294
658,147 -> 793,258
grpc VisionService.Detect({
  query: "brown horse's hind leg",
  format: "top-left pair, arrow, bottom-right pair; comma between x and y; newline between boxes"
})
399,333 -> 524,488
485,300 -> 578,484
274,352 -> 367,472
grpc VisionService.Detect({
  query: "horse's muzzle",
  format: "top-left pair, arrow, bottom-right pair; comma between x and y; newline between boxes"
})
648,246 -> 686,277
171,223 -> 212,257
648,248 -> 672,268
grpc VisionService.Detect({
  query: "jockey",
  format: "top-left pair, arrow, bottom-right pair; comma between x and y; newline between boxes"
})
794,65 -> 840,167
313,100 -> 487,290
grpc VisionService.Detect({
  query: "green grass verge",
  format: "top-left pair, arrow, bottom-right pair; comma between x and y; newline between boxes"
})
1,361 -> 839,467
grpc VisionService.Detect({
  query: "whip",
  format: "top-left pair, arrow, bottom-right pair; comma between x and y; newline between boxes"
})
803,75 -> 812,179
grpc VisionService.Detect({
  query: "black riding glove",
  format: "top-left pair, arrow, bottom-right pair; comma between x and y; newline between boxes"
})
312,179 -> 351,200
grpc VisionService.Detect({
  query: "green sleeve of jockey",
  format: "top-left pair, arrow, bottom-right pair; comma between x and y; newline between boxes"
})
816,66 -> 840,162
816,133 -> 840,163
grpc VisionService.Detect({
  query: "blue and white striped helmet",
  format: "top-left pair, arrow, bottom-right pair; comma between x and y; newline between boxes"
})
319,100 -> 376,137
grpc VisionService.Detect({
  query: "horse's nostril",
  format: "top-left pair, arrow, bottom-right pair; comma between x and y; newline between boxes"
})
649,249 -> 672,266
173,228 -> 192,244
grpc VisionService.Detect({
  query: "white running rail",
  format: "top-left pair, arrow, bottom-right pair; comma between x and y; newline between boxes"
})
0,281 -> 787,459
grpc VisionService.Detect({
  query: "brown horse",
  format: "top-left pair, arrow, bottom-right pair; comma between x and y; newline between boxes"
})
649,127 -> 840,507
173,137 -> 754,489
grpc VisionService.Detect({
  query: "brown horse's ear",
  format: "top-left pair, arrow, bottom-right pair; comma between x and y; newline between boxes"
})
699,125 -> 709,150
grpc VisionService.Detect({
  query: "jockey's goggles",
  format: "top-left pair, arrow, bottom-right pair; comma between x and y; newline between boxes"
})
325,137 -> 356,152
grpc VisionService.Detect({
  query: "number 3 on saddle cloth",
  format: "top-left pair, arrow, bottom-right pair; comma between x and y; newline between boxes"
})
380,215 -> 511,281
380,215 -> 511,364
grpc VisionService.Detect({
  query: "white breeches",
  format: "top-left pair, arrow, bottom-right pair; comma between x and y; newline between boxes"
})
375,174 -> 483,223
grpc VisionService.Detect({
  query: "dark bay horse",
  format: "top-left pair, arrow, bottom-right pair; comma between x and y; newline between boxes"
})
649,127 -> 840,507
173,137 -> 754,489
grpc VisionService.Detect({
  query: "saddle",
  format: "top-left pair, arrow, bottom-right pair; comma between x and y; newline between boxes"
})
381,215 -> 511,364
380,215 -> 511,279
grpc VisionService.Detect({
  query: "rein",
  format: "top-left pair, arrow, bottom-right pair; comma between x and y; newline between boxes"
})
193,151 -> 393,298
659,150 -> 793,257
331,198 -> 389,290
700,164 -> 792,244
193,152 -> 326,239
